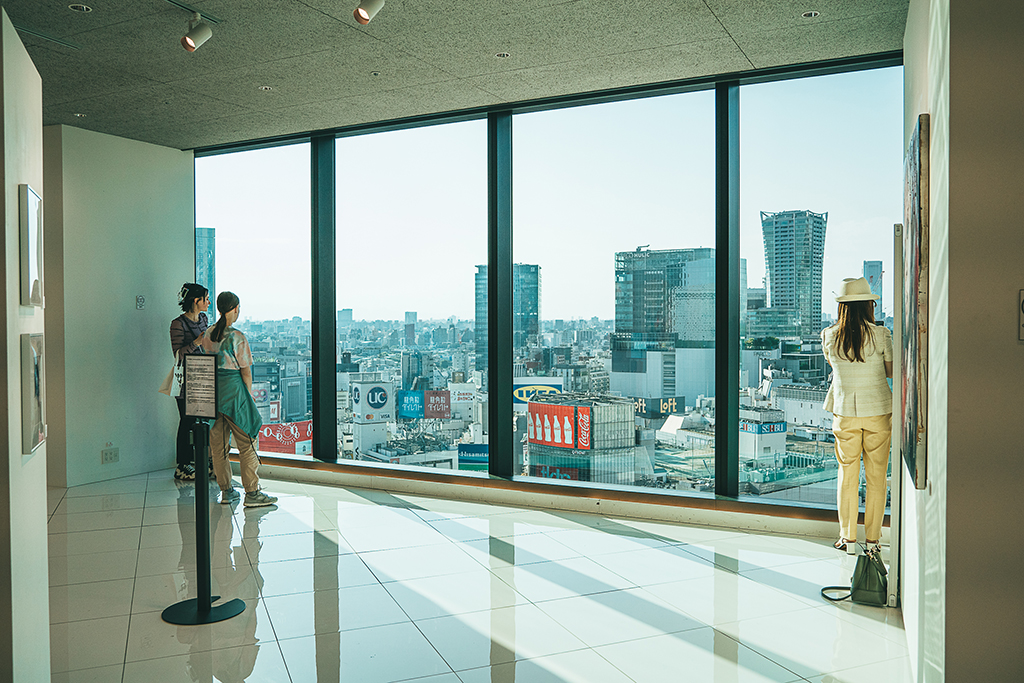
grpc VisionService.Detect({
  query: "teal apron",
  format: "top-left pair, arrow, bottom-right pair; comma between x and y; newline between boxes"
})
217,369 -> 263,439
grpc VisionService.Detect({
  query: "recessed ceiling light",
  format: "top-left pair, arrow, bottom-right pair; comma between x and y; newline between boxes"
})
801,11 -> 820,18
370,71 -> 381,77
495,52 -> 511,59
68,4 -> 92,12
257,85 -> 273,91
73,112 -> 86,117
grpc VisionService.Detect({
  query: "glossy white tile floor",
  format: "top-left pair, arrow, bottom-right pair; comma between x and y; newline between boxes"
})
46,471 -> 912,683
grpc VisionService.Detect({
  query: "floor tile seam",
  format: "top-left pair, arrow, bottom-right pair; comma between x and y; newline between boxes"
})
811,603 -> 908,645
121,626 -> 281,665
738,567 -> 853,607
532,597 -> 712,648
812,653 -> 913,679
120,519 -> 147,680
712,615 -> 867,681
47,521 -> 149,535
808,604 -> 912,650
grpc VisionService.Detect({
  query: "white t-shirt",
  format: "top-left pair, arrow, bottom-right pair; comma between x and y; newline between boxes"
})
821,324 -> 893,417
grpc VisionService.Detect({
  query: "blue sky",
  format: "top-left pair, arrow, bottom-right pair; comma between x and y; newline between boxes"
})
195,66 -> 903,323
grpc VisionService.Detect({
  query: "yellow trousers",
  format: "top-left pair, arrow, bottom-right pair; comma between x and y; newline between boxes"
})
832,413 -> 892,542
210,415 -> 262,494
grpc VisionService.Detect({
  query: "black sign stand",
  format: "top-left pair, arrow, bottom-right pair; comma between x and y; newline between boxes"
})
162,355 -> 245,626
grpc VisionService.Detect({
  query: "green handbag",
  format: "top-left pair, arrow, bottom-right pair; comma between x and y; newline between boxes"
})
821,549 -> 888,607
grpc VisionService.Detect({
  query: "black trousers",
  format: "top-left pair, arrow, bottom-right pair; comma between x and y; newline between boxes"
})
175,397 -> 195,468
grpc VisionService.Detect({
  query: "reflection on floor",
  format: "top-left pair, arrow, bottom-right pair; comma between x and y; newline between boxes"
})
46,471 -> 911,683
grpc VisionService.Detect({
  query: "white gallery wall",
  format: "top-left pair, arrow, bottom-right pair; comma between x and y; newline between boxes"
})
1,9 -> 50,680
43,125 -> 194,487
904,0 -> 1024,679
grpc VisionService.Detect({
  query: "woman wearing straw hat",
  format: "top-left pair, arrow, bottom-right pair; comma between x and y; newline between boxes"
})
821,277 -> 893,554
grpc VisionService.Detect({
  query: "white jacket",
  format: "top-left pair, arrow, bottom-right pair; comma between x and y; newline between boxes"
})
821,324 -> 893,417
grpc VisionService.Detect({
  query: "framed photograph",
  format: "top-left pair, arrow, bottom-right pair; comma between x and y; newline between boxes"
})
901,113 -> 929,489
19,184 -> 43,307
21,334 -> 46,455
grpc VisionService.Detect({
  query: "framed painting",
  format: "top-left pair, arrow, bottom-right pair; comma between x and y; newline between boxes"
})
901,113 -> 929,489
21,334 -> 46,455
19,184 -> 44,307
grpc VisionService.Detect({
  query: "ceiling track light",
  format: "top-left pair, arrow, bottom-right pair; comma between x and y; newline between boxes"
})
181,12 -> 213,52
354,0 -> 385,25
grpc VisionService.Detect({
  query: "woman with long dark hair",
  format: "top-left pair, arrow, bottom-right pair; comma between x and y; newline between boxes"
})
206,292 -> 277,508
822,277 -> 893,554
169,283 -> 209,481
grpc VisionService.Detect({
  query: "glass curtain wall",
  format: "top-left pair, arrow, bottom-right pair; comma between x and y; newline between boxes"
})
194,143 -> 314,460
737,67 -> 903,507
512,93 -> 717,493
335,121 -> 487,473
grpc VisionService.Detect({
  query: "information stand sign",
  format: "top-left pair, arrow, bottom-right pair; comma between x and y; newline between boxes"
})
163,355 -> 244,626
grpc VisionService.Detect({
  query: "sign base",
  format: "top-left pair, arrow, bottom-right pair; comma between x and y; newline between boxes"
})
162,597 -> 245,625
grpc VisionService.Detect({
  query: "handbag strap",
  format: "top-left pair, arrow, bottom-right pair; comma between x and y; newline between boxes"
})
820,586 -> 852,602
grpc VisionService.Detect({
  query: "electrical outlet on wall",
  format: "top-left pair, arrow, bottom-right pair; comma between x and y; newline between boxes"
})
101,447 -> 119,464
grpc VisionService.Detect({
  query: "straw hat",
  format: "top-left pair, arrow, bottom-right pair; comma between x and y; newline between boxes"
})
834,277 -> 879,302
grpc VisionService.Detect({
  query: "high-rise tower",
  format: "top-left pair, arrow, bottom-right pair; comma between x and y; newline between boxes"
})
195,227 -> 215,316
474,264 -> 542,373
863,260 -> 883,317
760,210 -> 827,338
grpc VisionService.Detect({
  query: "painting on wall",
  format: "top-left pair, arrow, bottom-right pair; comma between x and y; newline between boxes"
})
21,334 -> 46,455
19,184 -> 44,307
901,113 -> 929,489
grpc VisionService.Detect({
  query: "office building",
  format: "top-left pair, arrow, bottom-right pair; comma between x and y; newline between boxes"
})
194,227 -> 215,315
474,263 -> 541,371
761,210 -> 827,339
864,260 -> 884,316
3,2 -> 1019,680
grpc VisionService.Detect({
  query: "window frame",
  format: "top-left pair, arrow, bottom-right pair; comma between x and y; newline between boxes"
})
193,49 -> 902,514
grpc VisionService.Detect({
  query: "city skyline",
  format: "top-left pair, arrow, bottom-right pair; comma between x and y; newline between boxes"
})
195,67 -> 902,323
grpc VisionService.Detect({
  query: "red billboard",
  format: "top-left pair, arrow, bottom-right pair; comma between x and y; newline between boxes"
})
424,390 -> 451,419
258,420 -> 312,454
528,403 -> 576,449
576,406 -> 591,450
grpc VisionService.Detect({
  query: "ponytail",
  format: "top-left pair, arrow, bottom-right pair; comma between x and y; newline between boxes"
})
211,291 -> 239,343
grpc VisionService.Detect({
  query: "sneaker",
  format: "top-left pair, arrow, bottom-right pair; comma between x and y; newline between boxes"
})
174,464 -> 196,481
243,489 -> 278,508
220,488 -> 240,505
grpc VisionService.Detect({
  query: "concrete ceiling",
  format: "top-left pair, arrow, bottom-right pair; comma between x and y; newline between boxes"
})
3,0 -> 908,151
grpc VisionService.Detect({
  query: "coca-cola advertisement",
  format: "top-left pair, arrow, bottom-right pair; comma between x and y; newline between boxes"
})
576,406 -> 591,450
258,420 -> 313,454
527,403 -> 576,449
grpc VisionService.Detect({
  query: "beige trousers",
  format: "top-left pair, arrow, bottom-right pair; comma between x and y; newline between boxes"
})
209,415 -> 262,494
832,413 -> 892,542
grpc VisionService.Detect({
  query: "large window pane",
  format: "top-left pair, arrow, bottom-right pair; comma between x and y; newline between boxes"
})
513,93 -> 716,493
335,121 -> 487,474
195,143 -> 314,460
738,67 -> 903,507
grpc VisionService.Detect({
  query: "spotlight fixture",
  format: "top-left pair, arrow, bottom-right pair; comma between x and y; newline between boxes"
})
354,0 -> 385,25
801,10 -> 820,18
495,52 -> 511,59
181,12 -> 212,52
68,4 -> 92,12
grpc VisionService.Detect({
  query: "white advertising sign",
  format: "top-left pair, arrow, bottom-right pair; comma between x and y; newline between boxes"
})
353,380 -> 394,424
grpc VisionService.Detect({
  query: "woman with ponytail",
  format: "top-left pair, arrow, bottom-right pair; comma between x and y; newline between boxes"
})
821,277 -> 893,554
169,283 -> 210,481
206,292 -> 277,508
